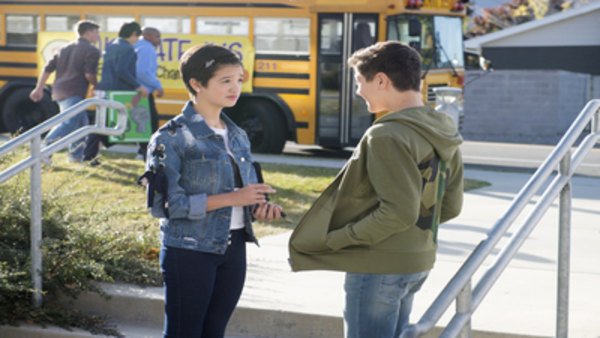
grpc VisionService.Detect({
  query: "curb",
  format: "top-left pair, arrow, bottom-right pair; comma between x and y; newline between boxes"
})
63,283 -> 164,327
228,307 -> 342,337
0,324 -> 111,338
57,283 -> 548,338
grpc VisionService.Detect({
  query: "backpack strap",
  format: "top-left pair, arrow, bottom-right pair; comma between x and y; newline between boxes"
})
431,159 -> 447,243
415,151 -> 449,243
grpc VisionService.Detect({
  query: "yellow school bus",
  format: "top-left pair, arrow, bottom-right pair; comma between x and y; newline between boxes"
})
0,0 -> 466,153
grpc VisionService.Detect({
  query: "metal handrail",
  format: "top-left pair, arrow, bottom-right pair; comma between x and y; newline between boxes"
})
0,98 -> 128,307
401,99 -> 600,338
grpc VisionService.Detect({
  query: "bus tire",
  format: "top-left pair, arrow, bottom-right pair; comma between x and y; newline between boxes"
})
1,87 -> 59,134
228,100 -> 287,154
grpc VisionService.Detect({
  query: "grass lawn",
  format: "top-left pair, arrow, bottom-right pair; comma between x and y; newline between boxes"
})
28,150 -> 489,240
32,151 -> 338,241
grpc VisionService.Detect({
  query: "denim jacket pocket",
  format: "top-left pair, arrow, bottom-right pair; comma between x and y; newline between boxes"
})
182,157 -> 218,193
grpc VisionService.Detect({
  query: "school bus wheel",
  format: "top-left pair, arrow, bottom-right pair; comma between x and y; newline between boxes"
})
225,99 -> 287,154
1,87 -> 59,134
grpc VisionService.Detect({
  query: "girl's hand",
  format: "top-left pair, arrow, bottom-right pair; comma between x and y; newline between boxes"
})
232,183 -> 276,206
252,203 -> 282,222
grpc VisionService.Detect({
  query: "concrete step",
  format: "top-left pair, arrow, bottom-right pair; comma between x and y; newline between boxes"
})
0,322 -> 256,338
64,282 -> 164,327
1,281 -> 548,338
65,282 -> 343,337
0,319 -> 543,338
0,324 -> 110,338
0,322 -> 258,338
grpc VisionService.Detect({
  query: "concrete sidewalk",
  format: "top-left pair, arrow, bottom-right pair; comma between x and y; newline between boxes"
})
238,168 -> 600,338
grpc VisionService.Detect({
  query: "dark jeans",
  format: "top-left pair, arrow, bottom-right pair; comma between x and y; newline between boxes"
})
83,133 -> 110,161
160,229 -> 247,338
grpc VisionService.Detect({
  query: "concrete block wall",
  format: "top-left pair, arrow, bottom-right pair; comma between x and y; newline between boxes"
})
558,71 -> 590,134
592,75 -> 600,99
462,70 -> 592,144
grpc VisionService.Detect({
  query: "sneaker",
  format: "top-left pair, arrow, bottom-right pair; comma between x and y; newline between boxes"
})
88,158 -> 101,167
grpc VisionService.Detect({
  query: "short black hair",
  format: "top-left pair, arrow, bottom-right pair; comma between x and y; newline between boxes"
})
348,41 -> 422,92
179,44 -> 243,96
76,20 -> 99,36
118,21 -> 142,39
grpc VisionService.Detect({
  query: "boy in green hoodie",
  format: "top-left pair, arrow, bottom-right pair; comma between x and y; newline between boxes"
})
288,41 -> 464,337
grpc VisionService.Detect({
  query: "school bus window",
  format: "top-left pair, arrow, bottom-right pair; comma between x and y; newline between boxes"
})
387,16 -> 435,68
319,18 -> 343,55
387,15 -> 463,69
6,14 -> 40,46
86,15 -> 134,32
353,21 -> 376,51
254,18 -> 309,54
196,17 -> 248,36
141,16 -> 191,34
45,14 -> 81,32
434,16 -> 464,68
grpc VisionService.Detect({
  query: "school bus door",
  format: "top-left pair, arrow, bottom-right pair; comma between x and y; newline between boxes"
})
316,13 -> 378,148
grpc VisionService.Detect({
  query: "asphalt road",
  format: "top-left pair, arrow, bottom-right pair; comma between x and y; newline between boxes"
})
281,140 -> 600,177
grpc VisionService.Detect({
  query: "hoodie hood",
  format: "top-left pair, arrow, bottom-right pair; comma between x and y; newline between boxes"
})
374,105 -> 463,161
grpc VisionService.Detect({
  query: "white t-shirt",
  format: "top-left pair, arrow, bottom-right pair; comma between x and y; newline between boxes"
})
210,126 -> 245,230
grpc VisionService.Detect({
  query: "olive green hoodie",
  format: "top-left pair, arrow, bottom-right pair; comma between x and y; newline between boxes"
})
288,105 -> 464,274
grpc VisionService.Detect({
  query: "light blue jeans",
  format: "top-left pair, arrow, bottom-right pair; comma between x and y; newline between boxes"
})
344,270 -> 429,338
43,96 -> 87,160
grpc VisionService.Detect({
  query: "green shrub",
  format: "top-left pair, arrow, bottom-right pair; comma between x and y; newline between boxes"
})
0,172 -> 159,335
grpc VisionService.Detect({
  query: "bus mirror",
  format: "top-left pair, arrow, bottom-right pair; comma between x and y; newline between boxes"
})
409,19 -> 421,37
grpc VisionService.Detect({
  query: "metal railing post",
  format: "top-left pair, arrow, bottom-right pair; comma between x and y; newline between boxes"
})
30,135 -> 43,307
456,279 -> 472,338
556,151 -> 571,338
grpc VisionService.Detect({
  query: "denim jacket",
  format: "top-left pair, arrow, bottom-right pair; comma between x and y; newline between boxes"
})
146,101 -> 258,254
97,38 -> 139,91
